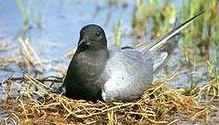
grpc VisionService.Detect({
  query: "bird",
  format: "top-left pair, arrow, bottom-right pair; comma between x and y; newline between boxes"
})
62,11 -> 204,102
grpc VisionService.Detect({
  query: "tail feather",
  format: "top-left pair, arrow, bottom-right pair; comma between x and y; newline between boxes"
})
150,11 -> 205,73
150,11 -> 205,51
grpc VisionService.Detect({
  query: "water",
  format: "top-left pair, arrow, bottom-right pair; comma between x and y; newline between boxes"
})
0,0 -> 135,78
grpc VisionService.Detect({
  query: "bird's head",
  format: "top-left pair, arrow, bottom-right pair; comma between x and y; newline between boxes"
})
77,24 -> 107,52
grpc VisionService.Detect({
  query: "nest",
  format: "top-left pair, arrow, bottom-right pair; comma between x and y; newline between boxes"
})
0,74 -> 218,125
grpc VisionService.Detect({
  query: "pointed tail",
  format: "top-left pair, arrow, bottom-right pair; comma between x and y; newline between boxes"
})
149,11 -> 205,51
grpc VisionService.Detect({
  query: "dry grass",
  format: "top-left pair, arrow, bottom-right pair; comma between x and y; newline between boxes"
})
19,38 -> 45,73
0,42 -> 16,68
0,74 -> 218,125
0,42 -> 10,51
0,38 -> 45,72
0,56 -> 16,68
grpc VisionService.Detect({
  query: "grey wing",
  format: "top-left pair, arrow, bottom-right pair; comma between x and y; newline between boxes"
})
134,11 -> 205,74
101,49 -> 155,102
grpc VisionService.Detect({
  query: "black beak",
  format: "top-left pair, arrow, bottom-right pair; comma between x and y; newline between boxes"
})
78,39 -> 90,48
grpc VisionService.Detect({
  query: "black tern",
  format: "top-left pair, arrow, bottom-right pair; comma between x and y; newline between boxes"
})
62,11 -> 205,102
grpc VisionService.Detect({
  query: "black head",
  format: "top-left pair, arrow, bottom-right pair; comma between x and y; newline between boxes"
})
77,24 -> 107,52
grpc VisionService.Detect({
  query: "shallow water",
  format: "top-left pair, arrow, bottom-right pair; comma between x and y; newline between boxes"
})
0,0 -> 136,78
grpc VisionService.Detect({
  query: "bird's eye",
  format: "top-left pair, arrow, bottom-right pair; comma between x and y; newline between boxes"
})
96,31 -> 100,37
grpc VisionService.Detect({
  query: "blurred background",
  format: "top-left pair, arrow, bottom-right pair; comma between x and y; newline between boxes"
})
0,0 -> 218,88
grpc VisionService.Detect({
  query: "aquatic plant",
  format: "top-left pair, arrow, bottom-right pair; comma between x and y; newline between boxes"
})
15,0 -> 29,27
132,0 -> 176,39
113,20 -> 123,47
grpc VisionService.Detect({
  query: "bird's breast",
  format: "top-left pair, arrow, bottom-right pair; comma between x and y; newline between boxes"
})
72,50 -> 108,86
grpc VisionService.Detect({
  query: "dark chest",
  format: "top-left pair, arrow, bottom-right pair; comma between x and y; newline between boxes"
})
72,50 -> 108,85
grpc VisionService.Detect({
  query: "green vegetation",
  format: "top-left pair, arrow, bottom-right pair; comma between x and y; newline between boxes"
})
15,0 -> 29,27
132,0 -> 218,100
15,0 -> 46,29
113,20 -> 123,47
132,0 -> 219,64
132,0 -> 176,38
